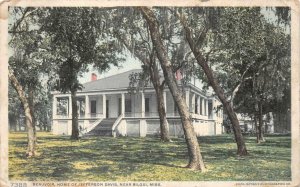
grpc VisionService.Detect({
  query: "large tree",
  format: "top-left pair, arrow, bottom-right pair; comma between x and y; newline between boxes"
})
40,7 -> 122,140
112,8 -> 197,142
111,8 -> 171,141
8,7 -> 51,156
237,29 -> 290,141
173,7 -> 248,156
207,8 -> 290,142
139,7 -> 206,171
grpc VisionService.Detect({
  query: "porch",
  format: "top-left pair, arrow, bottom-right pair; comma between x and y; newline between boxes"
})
53,91 -> 215,120
52,89 -> 218,121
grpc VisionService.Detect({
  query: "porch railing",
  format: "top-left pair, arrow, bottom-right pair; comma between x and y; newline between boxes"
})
54,114 -> 69,119
124,112 -> 142,118
166,112 -> 180,117
54,113 -> 104,119
86,113 -> 104,118
145,112 -> 160,117
80,117 -> 104,135
124,112 -> 181,118
112,113 -> 124,137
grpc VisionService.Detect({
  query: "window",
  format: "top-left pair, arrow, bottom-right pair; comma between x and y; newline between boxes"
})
91,100 -> 96,114
208,102 -> 213,118
195,96 -> 198,114
200,98 -> 203,115
57,98 -> 68,116
78,99 -> 85,116
125,99 -> 131,113
145,98 -> 150,113
106,100 -> 109,118
118,98 -> 121,116
174,103 -> 178,113
204,99 -> 207,116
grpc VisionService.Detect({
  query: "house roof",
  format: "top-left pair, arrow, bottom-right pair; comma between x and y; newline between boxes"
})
80,69 -> 142,92
79,68 -> 212,97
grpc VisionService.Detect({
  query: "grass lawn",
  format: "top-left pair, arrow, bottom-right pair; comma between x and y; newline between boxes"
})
9,132 -> 291,181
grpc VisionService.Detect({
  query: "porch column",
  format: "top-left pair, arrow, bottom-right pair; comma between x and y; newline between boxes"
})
121,93 -> 125,115
141,92 -> 145,118
185,89 -> 190,111
163,91 -> 167,113
199,97 -> 202,115
202,98 -> 205,116
85,95 -> 90,118
204,99 -> 207,116
197,95 -> 200,115
205,99 -> 208,116
52,95 -> 57,119
102,94 -> 106,118
191,93 -> 195,113
211,99 -> 215,119
68,95 -> 72,118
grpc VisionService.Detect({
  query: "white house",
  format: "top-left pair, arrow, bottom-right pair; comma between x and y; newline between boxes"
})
237,113 -> 274,134
52,69 -> 224,137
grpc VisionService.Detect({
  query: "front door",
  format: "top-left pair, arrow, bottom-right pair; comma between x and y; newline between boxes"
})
91,100 -> 96,117
106,100 -> 109,118
145,98 -> 150,116
125,99 -> 131,114
118,98 -> 121,116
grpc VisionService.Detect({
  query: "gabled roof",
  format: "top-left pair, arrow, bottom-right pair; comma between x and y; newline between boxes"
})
80,69 -> 142,92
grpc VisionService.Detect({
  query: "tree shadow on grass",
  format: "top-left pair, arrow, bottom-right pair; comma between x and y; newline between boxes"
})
202,148 -> 237,161
255,140 -> 291,148
9,134 -> 292,181
9,136 -> 189,180
198,135 -> 235,145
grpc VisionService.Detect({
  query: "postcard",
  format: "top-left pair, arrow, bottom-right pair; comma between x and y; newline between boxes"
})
0,0 -> 299,187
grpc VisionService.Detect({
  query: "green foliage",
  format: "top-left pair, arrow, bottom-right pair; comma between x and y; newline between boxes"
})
39,7 -> 124,93
8,7 -> 54,131
9,132 -> 290,181
270,7 -> 291,26
8,83 -> 23,131
127,69 -> 151,94
8,7 -> 127,138
195,7 -> 291,116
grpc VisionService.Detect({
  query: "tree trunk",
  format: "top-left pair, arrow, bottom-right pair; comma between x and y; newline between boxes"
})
39,123 -> 43,132
9,115 -> 17,131
257,102 -> 265,143
115,33 -> 170,142
28,87 -> 37,145
149,63 -> 171,142
155,84 -> 171,142
14,121 -> 17,131
178,13 -> 248,156
45,112 -> 50,131
254,98 -> 264,144
17,118 -> 21,131
254,114 -> 260,143
140,7 -> 206,171
8,68 -> 36,157
43,120 -> 47,131
71,90 -> 79,140
13,118 -> 17,131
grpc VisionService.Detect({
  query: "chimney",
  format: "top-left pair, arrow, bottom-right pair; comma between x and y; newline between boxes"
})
91,73 -> 97,81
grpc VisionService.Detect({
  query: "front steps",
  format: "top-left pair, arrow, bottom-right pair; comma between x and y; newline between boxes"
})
86,118 -> 117,136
